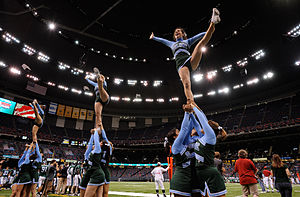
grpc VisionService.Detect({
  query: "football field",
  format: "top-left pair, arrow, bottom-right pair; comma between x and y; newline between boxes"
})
0,182 -> 299,197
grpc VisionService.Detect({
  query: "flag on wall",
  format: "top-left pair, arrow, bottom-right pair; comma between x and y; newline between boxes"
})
48,102 -> 58,115
72,107 -> 80,119
86,110 -> 94,121
64,106 -> 73,118
79,109 -> 87,120
56,104 -> 65,117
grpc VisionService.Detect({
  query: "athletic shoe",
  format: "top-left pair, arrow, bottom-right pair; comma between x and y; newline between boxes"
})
93,67 -> 100,75
211,8 -> 221,24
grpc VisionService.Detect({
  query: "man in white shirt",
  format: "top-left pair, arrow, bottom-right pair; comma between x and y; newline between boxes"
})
151,162 -> 169,197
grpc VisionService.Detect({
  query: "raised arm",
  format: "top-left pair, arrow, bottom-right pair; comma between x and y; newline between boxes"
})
187,32 -> 206,46
35,102 -> 44,116
172,112 -> 192,154
190,113 -> 204,138
35,142 -> 42,162
93,129 -> 101,154
161,165 -> 170,172
150,33 -> 174,48
192,106 -> 216,145
85,77 -> 98,88
84,134 -> 94,160
18,149 -> 28,167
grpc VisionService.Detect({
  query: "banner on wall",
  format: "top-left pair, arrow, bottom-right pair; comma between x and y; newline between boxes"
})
79,109 -> 87,120
86,110 -> 94,121
56,104 -> 65,117
0,97 -> 16,115
72,108 -> 80,119
13,103 -> 35,119
48,102 -> 58,115
64,106 -> 73,118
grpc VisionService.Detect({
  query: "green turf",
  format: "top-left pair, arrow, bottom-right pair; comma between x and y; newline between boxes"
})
1,182 -> 299,197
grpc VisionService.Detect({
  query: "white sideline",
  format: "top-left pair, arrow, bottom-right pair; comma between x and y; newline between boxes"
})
109,191 -> 170,197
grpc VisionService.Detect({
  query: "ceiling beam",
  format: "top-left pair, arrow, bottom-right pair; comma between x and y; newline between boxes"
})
81,0 -> 123,33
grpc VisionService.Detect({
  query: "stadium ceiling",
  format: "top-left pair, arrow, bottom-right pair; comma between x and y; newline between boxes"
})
0,0 -> 300,111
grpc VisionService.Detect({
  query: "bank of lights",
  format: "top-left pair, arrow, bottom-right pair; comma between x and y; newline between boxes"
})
233,84 -> 244,89
295,61 -> 300,66
153,80 -> 162,87
84,92 -> 93,96
58,85 -> 69,91
58,62 -> 70,70
111,96 -> 120,101
114,78 -> 124,85
222,65 -> 232,72
237,58 -> 248,67
251,50 -> 265,60
194,94 -> 203,98
37,52 -> 50,62
133,98 -> 142,103
287,23 -> 300,37
47,82 -> 56,87
122,97 -> 131,102
263,72 -> 274,79
247,78 -> 259,85
10,67 -> 21,75
169,97 -> 179,102
207,70 -> 217,80
127,80 -> 137,86
193,73 -> 203,82
71,68 -> 84,76
218,87 -> 229,94
0,61 -> 7,68
207,91 -> 216,96
26,74 -> 39,81
157,98 -> 165,103
22,44 -> 36,56
71,88 -> 82,95
48,23 -> 56,30
145,98 -> 154,103
2,33 -> 20,44
140,80 -> 149,87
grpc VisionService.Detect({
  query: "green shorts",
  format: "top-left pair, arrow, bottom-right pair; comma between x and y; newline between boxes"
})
175,52 -> 192,73
79,168 -> 93,190
195,166 -> 227,196
170,167 -> 192,196
87,167 -> 105,186
17,172 -> 32,185
12,175 -> 19,185
101,165 -> 110,184
31,170 -> 39,184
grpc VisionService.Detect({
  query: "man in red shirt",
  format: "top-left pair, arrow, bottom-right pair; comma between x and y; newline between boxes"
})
262,166 -> 274,192
234,149 -> 259,197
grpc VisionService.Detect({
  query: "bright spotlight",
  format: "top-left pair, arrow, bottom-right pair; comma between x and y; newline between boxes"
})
157,98 -> 165,103
194,94 -> 203,98
247,78 -> 259,85
0,61 -> 7,68
10,67 -> 21,75
48,23 -> 56,30
145,98 -> 154,102
207,90 -> 216,96
75,40 -> 79,45
111,96 -> 120,101
295,61 -> 300,66
263,72 -> 274,79
218,87 -> 230,94
193,73 -> 203,82
201,47 -> 207,52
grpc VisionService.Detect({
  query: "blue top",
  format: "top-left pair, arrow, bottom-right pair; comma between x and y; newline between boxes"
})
172,112 -> 194,155
86,78 -> 108,96
18,147 -> 31,167
85,134 -> 94,161
92,129 -> 101,154
152,32 -> 206,58
99,128 -> 112,156
193,107 -> 216,145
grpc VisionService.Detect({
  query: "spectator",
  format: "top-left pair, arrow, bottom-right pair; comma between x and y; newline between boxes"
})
262,166 -> 274,192
214,152 -> 225,176
234,149 -> 259,197
256,169 -> 266,193
271,154 -> 292,197
56,163 -> 68,194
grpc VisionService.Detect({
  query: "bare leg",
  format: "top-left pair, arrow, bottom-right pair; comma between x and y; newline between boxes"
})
94,102 -> 103,128
15,184 -> 25,197
84,185 -> 98,197
30,183 -> 37,197
190,22 -> 215,71
96,186 -> 103,197
10,184 -> 18,197
103,184 -> 109,197
178,67 -> 194,103
97,75 -> 109,103
80,189 -> 86,197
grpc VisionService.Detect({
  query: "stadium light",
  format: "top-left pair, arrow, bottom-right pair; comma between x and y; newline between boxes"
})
0,61 -> 7,68
207,90 -> 216,96
85,72 -> 96,80
143,59 -> 146,62
122,97 -> 131,102
140,80 -> 149,87
153,80 -> 162,87
133,98 -> 142,102
114,78 -> 124,85
10,67 -> 21,75
58,85 -> 69,91
84,92 -> 93,96
58,62 -> 70,70
169,97 -> 179,102
111,96 -> 120,101
145,98 -> 154,102
287,23 -> 300,37
218,87 -> 230,94
71,88 -> 82,94
2,33 -> 20,44
247,78 -> 259,85
75,40 -> 79,45
157,98 -> 165,103
201,47 -> 207,52
71,68 -> 84,76
26,74 -> 39,81
48,22 -> 56,30
295,61 -> 300,66
22,44 -> 36,56
233,84 -> 244,89
222,65 -> 232,72
47,82 -> 56,86
237,58 -> 248,67
127,80 -> 137,86
193,73 -> 203,82
251,49 -> 265,60
37,52 -> 50,62
263,72 -> 274,79
207,70 -> 217,80
194,94 -> 203,98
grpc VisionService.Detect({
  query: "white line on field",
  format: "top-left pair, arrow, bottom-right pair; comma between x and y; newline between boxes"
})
109,191 -> 170,197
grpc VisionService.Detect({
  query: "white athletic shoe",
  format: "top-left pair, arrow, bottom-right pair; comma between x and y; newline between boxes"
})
93,67 -> 100,75
211,8 -> 221,24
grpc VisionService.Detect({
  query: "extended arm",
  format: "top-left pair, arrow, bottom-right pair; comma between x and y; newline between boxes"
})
84,134 -> 94,160
172,112 -> 191,154
35,102 -> 44,116
188,32 -> 206,46
85,78 -> 98,88
161,166 -> 170,172
35,142 -> 42,162
93,129 -> 101,154
193,107 -> 216,145
18,149 -> 28,167
190,114 -> 204,138
152,36 -> 174,48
